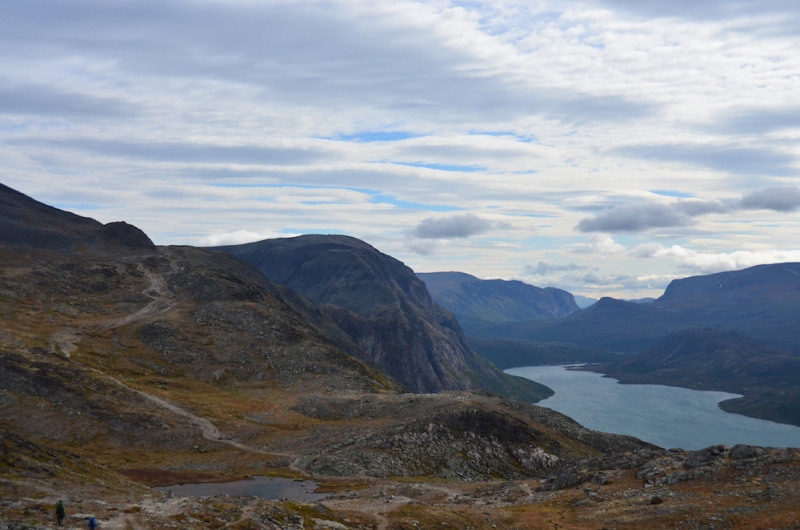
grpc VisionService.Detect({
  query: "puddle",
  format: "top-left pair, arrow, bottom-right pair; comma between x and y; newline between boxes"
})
154,476 -> 328,501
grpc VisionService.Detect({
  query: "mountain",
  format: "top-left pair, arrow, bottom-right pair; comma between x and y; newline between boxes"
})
626,297 -> 655,304
0,183 -> 652,485
585,329 -> 800,426
0,182 -> 156,255
470,263 -> 800,353
573,295 -> 598,308
417,271 -> 579,335
217,236 -> 548,400
469,296 -> 693,352
4,183 -> 800,529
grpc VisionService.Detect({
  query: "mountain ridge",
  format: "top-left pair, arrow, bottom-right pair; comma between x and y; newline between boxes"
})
466,263 -> 800,353
216,236 -> 549,400
417,271 -> 579,336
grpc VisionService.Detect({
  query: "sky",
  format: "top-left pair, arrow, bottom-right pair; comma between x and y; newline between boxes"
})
2,0 -> 800,299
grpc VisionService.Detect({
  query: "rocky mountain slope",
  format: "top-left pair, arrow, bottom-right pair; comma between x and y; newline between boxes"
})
217,235 -> 548,400
417,271 -> 579,335
585,329 -> 800,426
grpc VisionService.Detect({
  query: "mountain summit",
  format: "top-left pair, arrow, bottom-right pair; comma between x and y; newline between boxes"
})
217,235 -> 548,399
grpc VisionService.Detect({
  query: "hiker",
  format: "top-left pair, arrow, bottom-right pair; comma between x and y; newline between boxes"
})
88,515 -> 99,529
55,500 -> 66,526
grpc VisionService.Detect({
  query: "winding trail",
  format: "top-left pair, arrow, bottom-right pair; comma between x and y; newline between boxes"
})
100,263 -> 179,331
57,256 -> 308,474
89,365 -> 260,453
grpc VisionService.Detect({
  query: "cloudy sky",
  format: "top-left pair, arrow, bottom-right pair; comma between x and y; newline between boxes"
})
3,0 -> 800,299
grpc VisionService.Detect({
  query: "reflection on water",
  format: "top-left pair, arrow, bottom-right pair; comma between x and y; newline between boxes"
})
507,365 -> 800,450
154,476 -> 328,501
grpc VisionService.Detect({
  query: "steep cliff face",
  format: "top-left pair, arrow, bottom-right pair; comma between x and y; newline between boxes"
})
417,271 -> 579,334
217,235 -> 549,399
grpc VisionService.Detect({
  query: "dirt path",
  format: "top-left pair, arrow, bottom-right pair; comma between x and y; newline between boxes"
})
101,264 -> 178,330
93,367 -> 261,453
50,262 -> 177,355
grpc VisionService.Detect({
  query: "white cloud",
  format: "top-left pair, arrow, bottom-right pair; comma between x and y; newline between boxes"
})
197,230 -> 293,246
2,0 -> 800,298
639,244 -> 800,274
572,234 -> 626,254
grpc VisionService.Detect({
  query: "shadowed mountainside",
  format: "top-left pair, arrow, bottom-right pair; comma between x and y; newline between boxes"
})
468,263 -> 800,353
585,329 -> 800,426
417,271 -> 579,335
217,235 -> 549,400
468,337 -> 623,370
0,182 -> 156,255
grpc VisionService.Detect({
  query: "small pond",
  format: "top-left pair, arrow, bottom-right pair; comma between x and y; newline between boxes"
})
154,476 -> 328,501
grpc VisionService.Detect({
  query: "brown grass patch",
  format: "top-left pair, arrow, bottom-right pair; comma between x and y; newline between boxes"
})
119,468 -> 235,487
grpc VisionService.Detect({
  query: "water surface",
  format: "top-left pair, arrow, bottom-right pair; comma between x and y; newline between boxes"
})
507,365 -> 800,450
155,476 -> 328,501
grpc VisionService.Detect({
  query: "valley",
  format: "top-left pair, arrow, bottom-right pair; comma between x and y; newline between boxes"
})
2,182 -> 800,529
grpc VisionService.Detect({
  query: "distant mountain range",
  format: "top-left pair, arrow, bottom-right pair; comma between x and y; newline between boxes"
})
217,236 -> 549,400
585,329 -> 800,427
417,271 -> 579,335
467,263 -> 800,354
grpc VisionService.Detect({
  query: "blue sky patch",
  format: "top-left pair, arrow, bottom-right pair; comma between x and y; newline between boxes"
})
393,162 -> 486,172
337,131 -> 421,142
370,192 -> 461,212
650,189 -> 694,198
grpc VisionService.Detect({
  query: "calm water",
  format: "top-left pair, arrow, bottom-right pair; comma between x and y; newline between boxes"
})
507,365 -> 800,450
155,477 -> 328,501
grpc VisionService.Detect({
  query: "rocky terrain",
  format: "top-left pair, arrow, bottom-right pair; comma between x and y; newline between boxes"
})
417,272 -> 578,336
216,236 -> 547,401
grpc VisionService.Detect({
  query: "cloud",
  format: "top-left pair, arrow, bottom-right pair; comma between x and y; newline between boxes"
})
740,187 -> 800,212
715,107 -> 800,136
616,144 -> 798,176
673,199 -> 732,216
640,244 -> 800,274
523,261 -> 585,276
572,234 -> 626,254
576,203 -> 691,233
578,271 -> 671,290
0,83 -> 134,118
12,139 -> 332,166
598,0 -> 800,21
577,187 -> 800,233
412,214 -> 494,239
197,230 -> 291,246
406,239 -> 440,255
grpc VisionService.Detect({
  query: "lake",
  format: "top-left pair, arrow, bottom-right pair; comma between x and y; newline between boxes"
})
506,365 -> 800,450
154,476 -> 328,501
